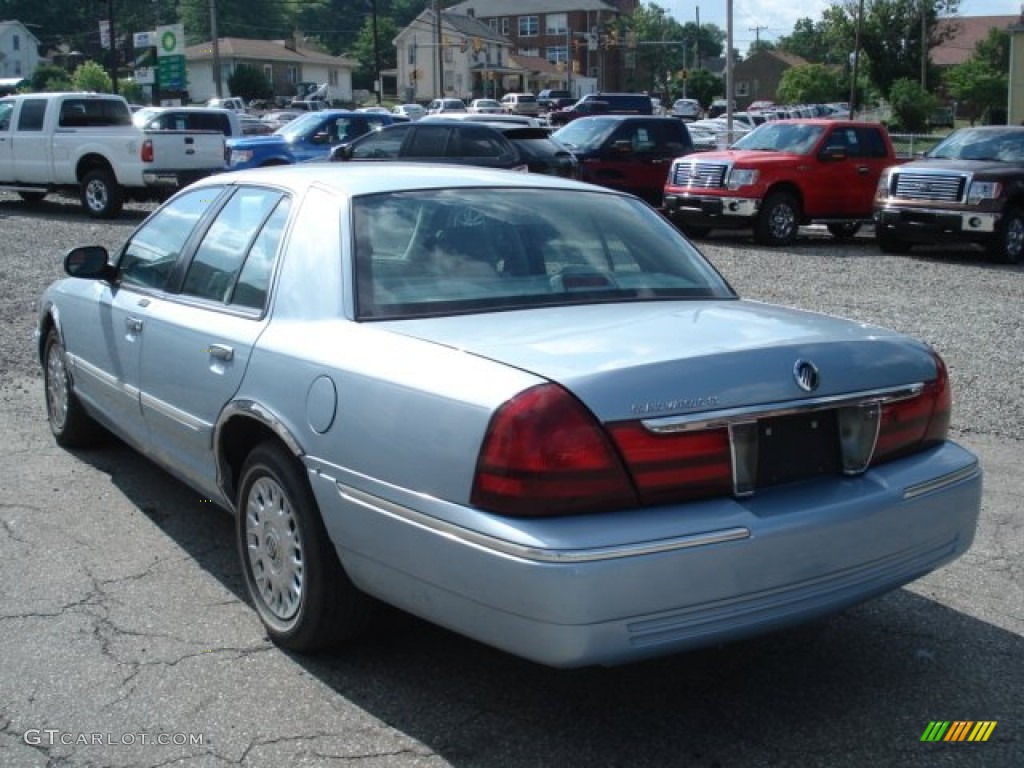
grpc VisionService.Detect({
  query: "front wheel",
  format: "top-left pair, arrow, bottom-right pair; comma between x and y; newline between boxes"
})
237,442 -> 374,651
754,192 -> 801,246
80,169 -> 124,219
827,222 -> 862,239
43,329 -> 103,448
988,206 -> 1024,264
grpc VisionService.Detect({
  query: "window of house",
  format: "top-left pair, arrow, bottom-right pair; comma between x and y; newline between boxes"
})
13,34 -> 19,51
489,19 -> 498,32
288,66 -> 298,84
546,13 -> 567,35
502,18 -> 510,35
518,48 -> 539,57
518,16 -> 539,37
408,43 -> 416,64
263,64 -> 272,81
735,81 -> 749,97
547,46 -> 568,63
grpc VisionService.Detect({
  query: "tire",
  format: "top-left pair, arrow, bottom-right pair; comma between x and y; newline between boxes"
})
754,192 -> 801,246
43,329 -> 103,448
237,442 -> 374,651
827,222 -> 862,239
80,169 -> 124,219
876,227 -> 912,254
987,206 -> 1024,264
18,191 -> 47,204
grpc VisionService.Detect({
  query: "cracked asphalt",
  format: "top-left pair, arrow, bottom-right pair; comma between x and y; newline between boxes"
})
0,193 -> 1021,767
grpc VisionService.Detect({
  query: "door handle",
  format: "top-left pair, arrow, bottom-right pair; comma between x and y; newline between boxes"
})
125,316 -> 144,333
208,344 -> 234,362
856,165 -> 871,175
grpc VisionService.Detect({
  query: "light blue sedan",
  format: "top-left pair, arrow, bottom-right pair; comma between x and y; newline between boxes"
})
36,165 -> 982,667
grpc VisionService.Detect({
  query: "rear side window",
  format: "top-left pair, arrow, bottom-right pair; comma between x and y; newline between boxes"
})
406,125 -> 452,157
182,187 -> 286,303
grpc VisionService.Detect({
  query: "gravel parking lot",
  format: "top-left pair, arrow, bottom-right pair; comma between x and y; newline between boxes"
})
0,191 -> 1021,767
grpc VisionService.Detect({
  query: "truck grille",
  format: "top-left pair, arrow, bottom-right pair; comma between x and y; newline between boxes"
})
893,172 -> 966,203
671,160 -> 728,189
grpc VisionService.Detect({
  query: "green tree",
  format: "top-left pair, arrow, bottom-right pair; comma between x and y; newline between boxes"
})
944,57 -> 1008,125
627,4 -> 688,95
350,15 -> 399,92
973,27 -> 1010,72
227,64 -> 274,103
31,63 -> 73,92
777,18 -> 830,62
777,63 -> 846,104
888,77 -> 937,132
678,68 -> 723,109
118,78 -> 145,104
72,60 -> 113,93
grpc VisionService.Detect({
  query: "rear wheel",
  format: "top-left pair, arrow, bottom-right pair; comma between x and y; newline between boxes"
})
237,442 -> 374,651
987,206 -> 1024,264
43,329 -> 103,448
80,169 -> 124,219
827,222 -> 862,239
754,192 -> 801,246
876,228 -> 912,254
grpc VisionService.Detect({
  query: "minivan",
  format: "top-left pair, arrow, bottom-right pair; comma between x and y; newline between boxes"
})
500,93 -> 539,116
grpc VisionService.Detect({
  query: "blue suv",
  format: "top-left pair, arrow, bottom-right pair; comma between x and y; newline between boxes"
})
226,110 -> 391,169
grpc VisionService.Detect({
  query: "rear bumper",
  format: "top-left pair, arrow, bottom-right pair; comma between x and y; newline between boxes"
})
874,206 -> 998,241
143,167 -> 226,188
309,441 -> 982,668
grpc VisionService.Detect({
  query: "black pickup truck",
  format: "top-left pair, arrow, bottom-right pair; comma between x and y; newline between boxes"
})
874,125 -> 1024,263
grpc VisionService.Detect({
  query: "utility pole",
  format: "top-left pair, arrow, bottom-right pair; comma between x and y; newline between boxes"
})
108,0 -> 118,94
371,0 -> 381,103
920,0 -> 927,89
748,25 -> 768,49
210,0 -> 222,97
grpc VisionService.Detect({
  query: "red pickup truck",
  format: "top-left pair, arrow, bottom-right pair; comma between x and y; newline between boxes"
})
663,119 -> 900,245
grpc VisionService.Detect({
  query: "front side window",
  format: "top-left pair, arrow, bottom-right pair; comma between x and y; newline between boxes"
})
120,187 -> 224,291
352,188 -> 734,319
182,187 -> 286,303
350,124 -> 410,159
518,16 -> 539,37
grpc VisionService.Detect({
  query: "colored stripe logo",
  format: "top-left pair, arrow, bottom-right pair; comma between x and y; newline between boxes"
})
921,721 -> 997,742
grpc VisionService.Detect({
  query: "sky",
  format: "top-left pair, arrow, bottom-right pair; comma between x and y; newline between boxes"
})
665,0 -> 1023,55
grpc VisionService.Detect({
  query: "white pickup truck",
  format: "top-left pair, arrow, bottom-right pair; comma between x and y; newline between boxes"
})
0,92 -> 227,218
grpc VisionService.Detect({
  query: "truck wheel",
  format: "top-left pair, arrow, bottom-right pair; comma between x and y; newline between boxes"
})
755,192 -> 801,246
876,228 -> 912,254
827,222 -> 862,239
988,206 -> 1024,264
80,169 -> 124,219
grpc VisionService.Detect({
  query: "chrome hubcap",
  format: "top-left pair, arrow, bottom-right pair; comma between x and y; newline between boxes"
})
245,476 -> 303,622
46,343 -> 69,431
85,180 -> 108,212
770,204 -> 796,239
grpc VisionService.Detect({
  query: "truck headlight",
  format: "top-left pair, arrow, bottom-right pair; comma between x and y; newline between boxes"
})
726,168 -> 758,190
876,171 -> 893,197
967,180 -> 1001,204
229,149 -> 254,166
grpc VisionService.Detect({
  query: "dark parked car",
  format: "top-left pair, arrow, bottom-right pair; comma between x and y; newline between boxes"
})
537,89 -> 572,112
331,120 -> 579,178
553,115 -> 694,205
548,92 -> 654,127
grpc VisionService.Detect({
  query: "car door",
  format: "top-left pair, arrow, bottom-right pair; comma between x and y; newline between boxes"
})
813,125 -> 871,217
597,119 -> 676,206
843,126 -> 893,216
11,97 -> 49,184
137,186 -> 291,496
58,186 -> 223,451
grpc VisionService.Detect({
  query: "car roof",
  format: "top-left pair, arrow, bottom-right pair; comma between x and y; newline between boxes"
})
202,163 -> 603,198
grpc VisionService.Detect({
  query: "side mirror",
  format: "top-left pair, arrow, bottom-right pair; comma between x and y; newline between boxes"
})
311,130 -> 332,145
64,246 -> 111,280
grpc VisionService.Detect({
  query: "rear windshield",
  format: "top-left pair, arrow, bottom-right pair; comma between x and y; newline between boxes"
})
58,98 -> 132,127
352,188 -> 734,319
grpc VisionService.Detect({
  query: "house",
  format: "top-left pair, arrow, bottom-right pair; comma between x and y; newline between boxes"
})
393,10 -> 515,102
731,50 -> 808,110
932,15 -> 1017,67
0,20 -> 41,82
184,34 -> 356,104
443,0 -> 637,92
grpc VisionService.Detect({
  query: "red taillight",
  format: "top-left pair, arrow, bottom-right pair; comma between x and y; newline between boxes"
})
608,424 -> 733,504
872,351 -> 951,465
471,384 -> 637,516
141,139 -> 154,163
